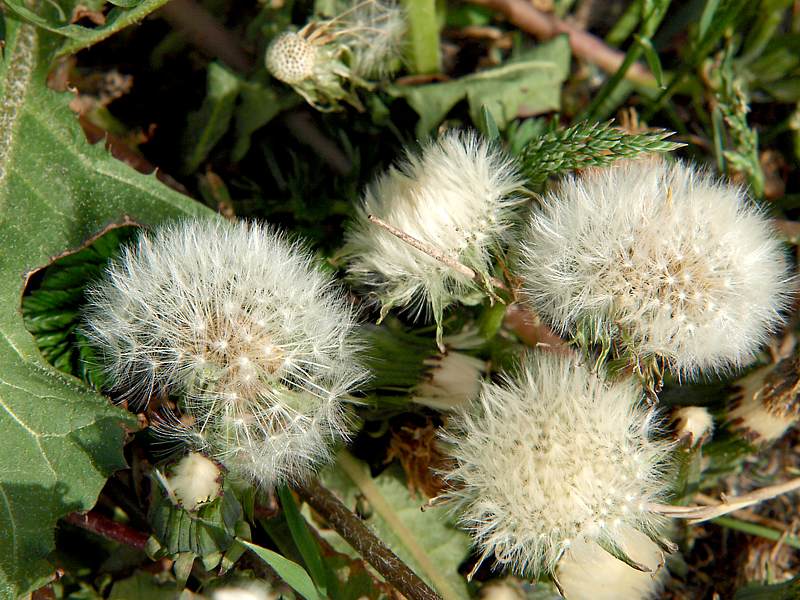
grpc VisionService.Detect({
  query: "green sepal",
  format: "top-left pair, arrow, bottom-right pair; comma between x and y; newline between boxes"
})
148,477 -> 243,559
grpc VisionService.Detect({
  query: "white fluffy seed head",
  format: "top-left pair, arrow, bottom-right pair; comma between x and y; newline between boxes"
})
557,525 -> 667,600
266,32 -> 317,84
345,130 -> 524,337
83,219 -> 367,488
519,159 -> 794,377
439,352 -> 673,577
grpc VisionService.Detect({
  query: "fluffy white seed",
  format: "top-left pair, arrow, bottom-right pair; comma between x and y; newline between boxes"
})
83,219 -> 367,488
519,159 -> 793,377
557,525 -> 667,600
345,130 -> 523,339
166,452 -> 222,512
439,352 -> 673,577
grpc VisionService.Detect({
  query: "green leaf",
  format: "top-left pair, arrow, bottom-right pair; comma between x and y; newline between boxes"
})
240,540 -> 323,600
635,34 -> 664,88
276,486 -> 330,595
478,105 -> 500,140
0,14 -> 210,598
108,572 -> 180,600
182,61 -> 240,173
321,452 -> 471,600
734,574 -> 800,599
2,0 -> 174,60
697,0 -> 721,41
231,79 -> 300,162
390,36 -> 570,136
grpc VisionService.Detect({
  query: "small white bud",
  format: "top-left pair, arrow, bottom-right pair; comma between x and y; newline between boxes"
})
557,526 -> 668,600
671,406 -> 714,447
412,351 -> 486,411
166,452 -> 222,512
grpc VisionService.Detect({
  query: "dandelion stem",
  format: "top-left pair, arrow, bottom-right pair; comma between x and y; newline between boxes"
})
467,0 -> 655,87
367,214 -> 507,292
292,474 -> 443,600
63,511 -> 149,551
647,475 -> 800,523
401,0 -> 441,74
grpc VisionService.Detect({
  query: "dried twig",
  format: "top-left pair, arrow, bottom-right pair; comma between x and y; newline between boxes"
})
64,511 -> 149,551
467,0 -> 655,87
293,476 -> 442,600
648,476 -> 800,524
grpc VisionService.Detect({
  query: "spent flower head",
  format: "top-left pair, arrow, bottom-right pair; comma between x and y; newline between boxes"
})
520,159 -> 793,379
345,130 -> 524,344
83,219 -> 367,488
439,352 -> 674,577
265,0 -> 405,110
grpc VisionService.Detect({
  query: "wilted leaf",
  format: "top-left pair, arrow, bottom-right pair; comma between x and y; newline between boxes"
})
390,36 -> 571,136
0,14 -> 209,598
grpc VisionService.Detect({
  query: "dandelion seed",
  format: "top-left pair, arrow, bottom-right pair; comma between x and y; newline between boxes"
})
519,159 -> 793,377
439,352 -> 673,578
83,219 -> 367,488
344,130 -> 524,344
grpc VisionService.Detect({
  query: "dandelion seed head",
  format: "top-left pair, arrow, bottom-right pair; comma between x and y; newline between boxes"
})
345,130 -> 523,336
520,159 -> 793,376
439,352 -> 673,577
266,32 -> 317,84
83,219 -> 367,488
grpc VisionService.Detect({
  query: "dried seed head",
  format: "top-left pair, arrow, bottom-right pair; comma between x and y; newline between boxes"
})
345,130 -> 523,342
83,219 -> 367,488
439,352 -> 674,577
520,159 -> 794,377
266,32 -> 317,84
